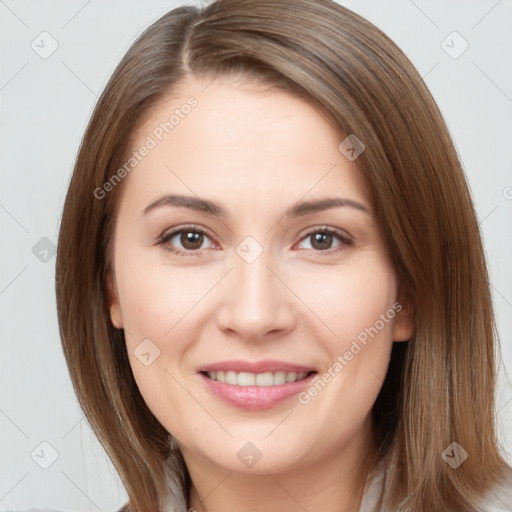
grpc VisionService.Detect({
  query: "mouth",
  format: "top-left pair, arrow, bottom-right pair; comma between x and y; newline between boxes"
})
201,370 -> 315,386
197,360 -> 318,410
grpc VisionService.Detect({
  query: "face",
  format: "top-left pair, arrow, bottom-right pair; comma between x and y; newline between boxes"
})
108,75 -> 413,476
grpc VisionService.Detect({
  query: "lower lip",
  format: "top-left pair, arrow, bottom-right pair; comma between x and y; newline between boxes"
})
199,372 -> 316,410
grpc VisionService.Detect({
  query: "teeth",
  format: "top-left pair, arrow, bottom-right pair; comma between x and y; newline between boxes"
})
237,372 -> 255,386
256,372 -> 274,386
225,371 -> 237,385
273,371 -> 286,385
285,371 -> 297,383
206,370 -> 310,386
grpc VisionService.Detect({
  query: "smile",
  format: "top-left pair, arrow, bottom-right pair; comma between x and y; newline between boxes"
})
197,360 -> 318,410
203,370 -> 312,386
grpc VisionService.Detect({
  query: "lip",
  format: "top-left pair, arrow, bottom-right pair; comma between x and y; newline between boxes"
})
197,359 -> 317,410
197,359 -> 316,374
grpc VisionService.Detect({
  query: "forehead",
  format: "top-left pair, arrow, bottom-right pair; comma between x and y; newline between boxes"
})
119,76 -> 371,217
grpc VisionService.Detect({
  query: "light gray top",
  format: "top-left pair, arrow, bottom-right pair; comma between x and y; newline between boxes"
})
147,451 -> 512,511
359,465 -> 512,512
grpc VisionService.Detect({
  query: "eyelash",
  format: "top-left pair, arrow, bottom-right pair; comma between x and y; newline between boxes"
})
157,224 -> 353,257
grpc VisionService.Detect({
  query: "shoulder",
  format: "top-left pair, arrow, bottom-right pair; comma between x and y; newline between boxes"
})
359,464 -> 512,512
116,500 -> 189,512
476,471 -> 512,511
358,464 -> 388,512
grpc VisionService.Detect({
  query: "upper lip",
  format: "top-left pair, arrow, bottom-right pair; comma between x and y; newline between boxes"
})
198,359 -> 317,374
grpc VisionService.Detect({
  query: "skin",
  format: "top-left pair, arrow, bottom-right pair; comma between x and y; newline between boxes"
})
108,75 -> 414,512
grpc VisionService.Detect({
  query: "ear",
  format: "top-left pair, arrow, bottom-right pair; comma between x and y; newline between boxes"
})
106,272 -> 124,329
392,287 -> 415,342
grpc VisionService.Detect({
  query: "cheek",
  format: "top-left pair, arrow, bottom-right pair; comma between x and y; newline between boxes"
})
291,255 -> 399,410
114,237 -> 201,332
113,255 -> 208,422
293,256 -> 398,347
114,248 -> 217,373
321,293 -> 397,420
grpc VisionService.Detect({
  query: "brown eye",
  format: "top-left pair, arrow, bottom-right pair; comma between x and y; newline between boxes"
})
180,231 -> 204,250
310,232 -> 334,250
296,228 -> 353,254
159,226 -> 214,255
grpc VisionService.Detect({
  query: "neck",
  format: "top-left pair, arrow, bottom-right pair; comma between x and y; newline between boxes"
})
184,417 -> 377,512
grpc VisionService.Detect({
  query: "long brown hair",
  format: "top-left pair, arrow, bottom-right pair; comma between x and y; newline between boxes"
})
55,1 -> 511,510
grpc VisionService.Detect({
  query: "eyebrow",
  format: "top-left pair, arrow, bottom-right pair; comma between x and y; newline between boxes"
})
143,194 -> 370,218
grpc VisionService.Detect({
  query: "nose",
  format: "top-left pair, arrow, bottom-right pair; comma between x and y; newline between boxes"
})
215,251 -> 297,342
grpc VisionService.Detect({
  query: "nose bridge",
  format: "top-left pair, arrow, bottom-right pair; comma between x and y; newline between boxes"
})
236,251 -> 275,307
216,245 -> 295,339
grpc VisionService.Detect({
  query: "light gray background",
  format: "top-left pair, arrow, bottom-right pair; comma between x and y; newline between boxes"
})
1,0 -> 511,510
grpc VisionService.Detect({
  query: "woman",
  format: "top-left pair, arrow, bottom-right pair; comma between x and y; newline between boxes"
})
55,0 -> 512,510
